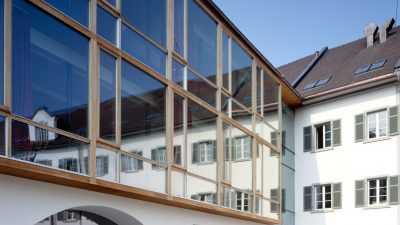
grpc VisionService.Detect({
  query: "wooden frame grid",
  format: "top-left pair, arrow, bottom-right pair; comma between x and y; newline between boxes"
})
0,0 -> 286,224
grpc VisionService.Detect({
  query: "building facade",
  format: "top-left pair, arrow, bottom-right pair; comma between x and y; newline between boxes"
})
0,0 -> 303,224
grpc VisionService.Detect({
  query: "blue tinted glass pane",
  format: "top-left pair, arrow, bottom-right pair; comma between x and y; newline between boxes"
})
97,5 -> 117,45
222,31 -> 229,90
174,0 -> 184,56
188,0 -> 217,83
355,65 -> 370,75
303,81 -> 317,90
0,116 -> 4,156
45,0 -> 88,27
369,60 -> 386,70
0,0 -> 3,105
105,0 -> 117,7
11,120 -> 89,174
121,23 -> 166,76
315,77 -> 331,87
121,60 -> 166,161
12,0 -> 89,137
100,50 -> 116,142
172,59 -> 184,87
121,0 -> 166,47
231,40 -> 252,107
187,69 -> 216,106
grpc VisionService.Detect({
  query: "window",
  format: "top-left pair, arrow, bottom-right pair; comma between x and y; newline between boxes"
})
96,155 -> 109,177
174,145 -> 182,165
187,0 -> 217,82
315,184 -> 332,210
315,76 -> 331,87
97,5 -> 117,45
236,191 -> 250,212
355,65 -> 371,75
99,50 -> 117,142
59,158 -> 78,172
315,122 -> 331,149
222,32 -> 229,90
44,0 -> 88,27
231,39 -> 252,108
151,147 -> 167,169
234,136 -> 251,160
57,211 -> 79,222
369,60 -> 386,71
191,192 -> 216,204
121,152 -> 143,172
368,178 -> 387,206
174,0 -> 184,56
303,81 -> 317,90
35,159 -> 52,167
13,0 -> 89,137
367,110 -> 387,139
121,0 -> 166,47
0,0 -> 3,105
172,59 -> 185,87
187,69 -> 216,107
199,141 -> 215,163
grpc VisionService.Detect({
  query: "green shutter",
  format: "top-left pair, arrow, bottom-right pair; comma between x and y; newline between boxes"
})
355,114 -> 365,142
103,156 -> 109,175
303,126 -> 312,152
332,119 -> 341,146
271,131 -> 278,147
212,140 -> 217,161
224,138 -> 230,161
303,186 -> 312,211
192,143 -> 199,163
282,189 -> 286,213
151,149 -> 157,169
389,106 -> 399,135
390,175 -> 399,204
270,189 -> 278,213
333,183 -> 342,209
355,180 -> 365,207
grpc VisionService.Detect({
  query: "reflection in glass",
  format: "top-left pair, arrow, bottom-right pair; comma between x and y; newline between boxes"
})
256,66 -> 262,114
105,0 -> 117,7
99,50 -> 116,142
11,120 -> 89,174
222,186 -> 254,213
231,126 -> 253,191
121,23 -> 166,76
187,0 -> 216,83
44,0 -> 89,27
261,144 -> 279,201
187,100 -> 217,180
187,175 -> 217,205
0,0 -> 3,105
232,99 -> 252,130
120,153 -> 167,193
12,0 -> 89,137
35,210 -> 117,225
120,60 -> 166,161
0,116 -> 5,156
172,59 -> 185,87
231,39 -> 252,108
174,0 -> 184,56
174,94 -> 185,166
263,71 -> 279,130
121,0 -> 166,47
96,147 -> 117,182
222,123 -> 230,182
221,94 -> 230,116
171,170 -> 186,197
187,69 -> 216,107
97,5 -> 117,45
260,197 -> 279,220
222,31 -> 229,90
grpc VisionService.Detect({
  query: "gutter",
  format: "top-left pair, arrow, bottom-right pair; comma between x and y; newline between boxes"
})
302,72 -> 400,105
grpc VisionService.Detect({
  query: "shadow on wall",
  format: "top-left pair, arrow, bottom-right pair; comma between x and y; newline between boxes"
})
34,205 -> 143,225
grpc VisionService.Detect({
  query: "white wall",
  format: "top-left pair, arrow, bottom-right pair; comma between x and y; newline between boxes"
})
294,85 -> 400,225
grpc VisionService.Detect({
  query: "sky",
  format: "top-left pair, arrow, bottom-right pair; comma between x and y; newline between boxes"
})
213,0 -> 399,67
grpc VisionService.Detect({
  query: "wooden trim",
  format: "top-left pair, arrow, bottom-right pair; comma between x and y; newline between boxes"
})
89,37 -> 99,180
97,0 -> 120,17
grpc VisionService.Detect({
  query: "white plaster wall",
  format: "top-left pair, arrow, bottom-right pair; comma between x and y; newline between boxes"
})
294,85 -> 400,225
0,174 -> 264,225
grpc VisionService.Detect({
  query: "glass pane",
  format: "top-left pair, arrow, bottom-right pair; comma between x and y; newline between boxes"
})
97,5 -> 117,45
232,99 -> 252,130
121,23 -> 166,76
0,0 -> 3,105
221,93 -> 230,116
187,100 -> 217,180
0,116 -> 5,156
121,0 -> 166,47
222,186 -> 235,209
96,147 -> 117,182
379,110 -> 387,136
171,170 -> 185,197
262,145 -> 279,199
44,0 -> 88,27
104,0 -> 117,7
174,94 -> 185,166
11,120 -> 89,174
260,197 -> 279,220
120,60 -> 166,161
187,175 -> 217,205
13,0 -> 89,137
174,0 -> 184,56
222,31 -> 229,90
99,50 -> 116,142
222,123 -> 230,182
263,71 -> 280,130
187,0 -> 217,83
187,69 -> 216,107
257,66 -> 262,114
231,39 -> 252,108
231,126 -> 252,191
172,59 -> 185,87
120,154 -> 167,194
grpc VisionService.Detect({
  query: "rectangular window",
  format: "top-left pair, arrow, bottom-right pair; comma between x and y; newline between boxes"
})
35,159 -> 52,167
197,141 -> 214,163
96,148 -> 116,182
174,145 -> 182,165
99,50 -> 117,142
12,0 -> 89,137
236,191 -> 250,212
95,155 -> 109,177
234,136 -> 251,160
151,147 -> 167,169
59,158 -> 78,172
44,0 -> 89,27
368,178 -> 387,206
172,59 -> 185,87
191,192 -> 216,204
0,0 -> 3,105
367,110 -> 387,139
121,23 -> 166,76
187,69 -> 216,107
174,0 -> 184,56
315,122 -> 331,149
97,5 -> 117,45
187,0 -> 217,83
121,151 -> 143,173
121,0 -> 166,47
315,184 -> 332,210
231,39 -> 252,108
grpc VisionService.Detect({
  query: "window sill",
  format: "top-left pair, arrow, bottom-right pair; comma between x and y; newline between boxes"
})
363,136 -> 390,144
311,209 -> 334,214
233,158 -> 252,163
312,147 -> 334,153
363,204 -> 391,210
194,161 -> 216,165
122,170 -> 142,173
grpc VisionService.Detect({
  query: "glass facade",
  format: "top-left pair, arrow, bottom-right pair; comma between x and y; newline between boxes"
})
2,0 -> 282,221
0,0 -> 3,106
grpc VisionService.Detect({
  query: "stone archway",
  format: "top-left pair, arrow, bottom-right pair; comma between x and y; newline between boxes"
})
34,206 -> 143,225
